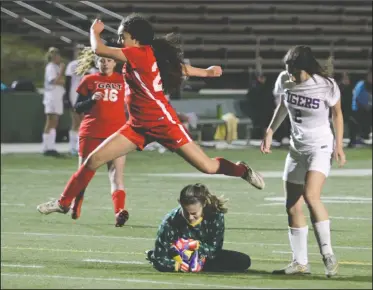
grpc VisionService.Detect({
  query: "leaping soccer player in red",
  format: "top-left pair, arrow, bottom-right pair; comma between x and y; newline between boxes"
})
37,14 -> 265,218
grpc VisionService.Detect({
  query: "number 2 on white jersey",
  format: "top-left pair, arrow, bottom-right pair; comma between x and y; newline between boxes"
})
152,62 -> 163,92
294,109 -> 302,123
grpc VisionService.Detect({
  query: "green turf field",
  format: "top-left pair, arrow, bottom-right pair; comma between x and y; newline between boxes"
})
1,148 -> 372,289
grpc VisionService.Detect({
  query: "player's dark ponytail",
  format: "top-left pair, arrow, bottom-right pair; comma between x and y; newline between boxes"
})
120,14 -> 184,94
152,34 -> 184,95
283,45 -> 332,84
179,183 -> 228,214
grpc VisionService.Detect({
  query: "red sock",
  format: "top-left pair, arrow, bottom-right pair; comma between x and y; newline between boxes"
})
215,157 -> 246,177
59,165 -> 96,208
112,190 -> 126,214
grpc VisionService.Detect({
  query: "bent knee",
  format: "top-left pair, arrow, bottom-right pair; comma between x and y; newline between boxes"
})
303,195 -> 322,207
286,204 -> 304,217
304,199 -> 323,210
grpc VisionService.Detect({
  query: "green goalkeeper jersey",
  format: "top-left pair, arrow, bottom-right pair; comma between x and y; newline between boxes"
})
152,206 -> 225,272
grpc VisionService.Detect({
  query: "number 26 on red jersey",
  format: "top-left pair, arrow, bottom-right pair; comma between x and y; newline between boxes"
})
152,62 -> 163,92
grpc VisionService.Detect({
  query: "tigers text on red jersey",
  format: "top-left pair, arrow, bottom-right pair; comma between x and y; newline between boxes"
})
76,72 -> 126,138
121,46 -> 180,127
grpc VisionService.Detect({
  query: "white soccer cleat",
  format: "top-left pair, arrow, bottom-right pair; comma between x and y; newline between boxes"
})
237,161 -> 265,190
272,261 -> 311,275
323,254 -> 338,278
37,199 -> 68,215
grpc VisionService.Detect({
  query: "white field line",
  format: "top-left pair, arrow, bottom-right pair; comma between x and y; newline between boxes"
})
1,168 -> 372,178
1,263 -> 44,268
91,207 -> 373,221
263,201 -> 371,205
257,203 -> 285,206
1,246 -> 143,256
1,202 -> 369,220
265,197 -> 372,202
2,246 -> 370,266
83,259 -> 146,265
2,231 -> 371,251
145,169 -> 373,178
263,196 -> 372,205
272,251 -> 319,256
0,273 -> 274,289
1,203 -> 26,206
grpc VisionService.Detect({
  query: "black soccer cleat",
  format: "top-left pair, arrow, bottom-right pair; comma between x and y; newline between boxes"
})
115,209 -> 129,227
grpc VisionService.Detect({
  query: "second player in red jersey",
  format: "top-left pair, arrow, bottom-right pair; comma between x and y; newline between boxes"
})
68,47 -> 129,227
77,71 -> 125,139
37,14 -> 265,219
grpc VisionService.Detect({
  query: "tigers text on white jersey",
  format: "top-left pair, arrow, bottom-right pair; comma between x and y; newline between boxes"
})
44,62 -> 65,94
273,71 -> 340,153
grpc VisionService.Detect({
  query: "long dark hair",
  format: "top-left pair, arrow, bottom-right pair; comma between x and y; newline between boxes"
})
179,183 -> 228,214
283,45 -> 332,83
120,14 -> 184,94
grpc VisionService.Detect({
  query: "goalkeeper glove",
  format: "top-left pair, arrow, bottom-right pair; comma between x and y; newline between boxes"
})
174,238 -> 200,251
189,250 -> 206,273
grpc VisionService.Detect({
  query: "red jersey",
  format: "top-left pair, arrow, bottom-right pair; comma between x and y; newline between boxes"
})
121,46 -> 180,128
76,72 -> 126,138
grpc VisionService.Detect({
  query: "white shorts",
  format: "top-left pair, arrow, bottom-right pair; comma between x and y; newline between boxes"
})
283,147 -> 333,185
43,91 -> 64,115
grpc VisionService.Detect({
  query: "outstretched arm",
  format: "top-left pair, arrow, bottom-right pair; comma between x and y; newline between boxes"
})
182,64 -> 222,78
266,95 -> 289,135
260,95 -> 288,154
90,19 -> 127,62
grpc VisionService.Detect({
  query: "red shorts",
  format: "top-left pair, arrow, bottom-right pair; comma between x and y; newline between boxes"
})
118,122 -> 192,151
78,136 -> 106,158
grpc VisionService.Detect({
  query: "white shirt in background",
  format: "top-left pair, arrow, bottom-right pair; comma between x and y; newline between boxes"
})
44,62 -> 65,95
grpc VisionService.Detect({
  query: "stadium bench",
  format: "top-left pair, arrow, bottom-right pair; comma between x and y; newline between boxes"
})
193,117 -> 253,143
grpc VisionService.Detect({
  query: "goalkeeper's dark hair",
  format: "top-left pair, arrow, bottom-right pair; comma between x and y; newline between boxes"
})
283,45 -> 333,84
120,13 -> 184,94
179,183 -> 228,214
75,39 -> 122,76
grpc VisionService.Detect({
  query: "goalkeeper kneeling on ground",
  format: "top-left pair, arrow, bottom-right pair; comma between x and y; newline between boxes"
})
146,183 -> 251,273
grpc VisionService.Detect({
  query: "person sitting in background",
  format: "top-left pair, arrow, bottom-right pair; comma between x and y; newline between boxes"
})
348,67 -> 372,147
245,73 -> 275,140
1,82 -> 8,91
146,183 -> 251,273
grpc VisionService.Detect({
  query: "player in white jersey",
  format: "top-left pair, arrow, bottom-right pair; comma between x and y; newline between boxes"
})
65,44 -> 85,156
42,47 -> 65,157
261,46 -> 346,277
